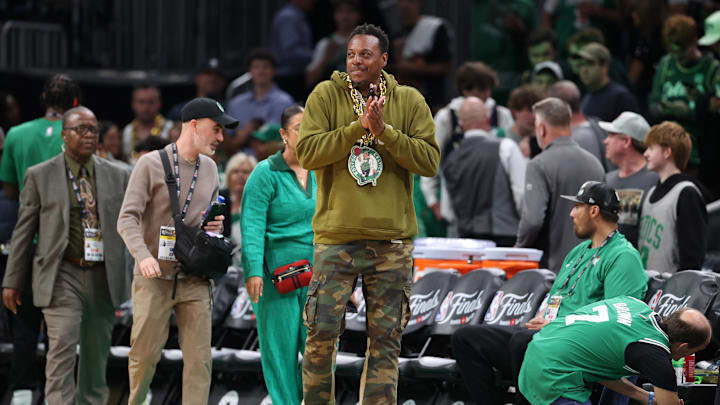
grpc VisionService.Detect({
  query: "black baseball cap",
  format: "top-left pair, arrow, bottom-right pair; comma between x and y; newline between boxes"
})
181,97 -> 238,129
560,181 -> 621,215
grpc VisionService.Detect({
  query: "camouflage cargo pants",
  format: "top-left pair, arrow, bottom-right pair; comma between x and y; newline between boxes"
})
302,240 -> 413,405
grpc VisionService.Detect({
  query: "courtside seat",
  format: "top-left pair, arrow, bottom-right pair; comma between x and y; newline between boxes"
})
108,298 -> 134,370
211,287 -> 262,373
398,269 -> 459,398
648,270 -> 720,362
110,346 -> 131,359
646,270 -> 719,317
645,270 -> 671,302
398,271 -> 459,378
161,348 -> 184,364
411,356 -> 460,381
427,267 -> 507,354
402,271 -> 460,350
480,269 -> 555,401
396,271 -> 460,404
0,342 -> 13,367
0,342 -> 13,355
335,352 -> 366,378
215,286 -> 258,349
482,269 -> 556,328
211,347 -> 263,373
212,268 -> 242,344
111,299 -> 133,347
406,268 -> 508,383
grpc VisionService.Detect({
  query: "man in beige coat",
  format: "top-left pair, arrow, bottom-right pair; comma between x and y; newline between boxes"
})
118,97 -> 234,405
2,106 -> 131,405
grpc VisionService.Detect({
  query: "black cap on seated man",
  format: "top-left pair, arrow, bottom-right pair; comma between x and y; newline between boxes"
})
560,180 -> 621,219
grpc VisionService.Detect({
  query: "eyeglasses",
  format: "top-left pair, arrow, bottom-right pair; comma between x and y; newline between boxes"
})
63,125 -> 99,136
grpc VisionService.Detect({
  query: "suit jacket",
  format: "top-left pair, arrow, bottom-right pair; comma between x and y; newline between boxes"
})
2,153 -> 132,307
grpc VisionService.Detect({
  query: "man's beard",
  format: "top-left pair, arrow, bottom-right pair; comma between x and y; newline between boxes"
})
352,79 -> 369,89
573,223 -> 592,239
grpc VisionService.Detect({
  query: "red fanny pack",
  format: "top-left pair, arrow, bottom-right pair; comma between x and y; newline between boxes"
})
271,260 -> 313,294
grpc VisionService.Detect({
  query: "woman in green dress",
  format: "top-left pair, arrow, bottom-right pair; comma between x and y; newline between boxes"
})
241,105 -> 316,404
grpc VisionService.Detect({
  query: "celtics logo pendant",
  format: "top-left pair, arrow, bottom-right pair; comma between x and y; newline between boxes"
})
348,145 -> 383,186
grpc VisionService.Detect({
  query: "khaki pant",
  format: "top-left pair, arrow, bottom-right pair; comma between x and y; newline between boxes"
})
128,275 -> 212,405
42,261 -> 115,405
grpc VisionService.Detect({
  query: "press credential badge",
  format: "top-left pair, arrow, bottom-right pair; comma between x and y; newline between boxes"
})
544,295 -> 563,321
158,226 -> 177,261
84,228 -> 104,262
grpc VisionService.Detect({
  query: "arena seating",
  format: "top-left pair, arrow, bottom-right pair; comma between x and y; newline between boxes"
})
643,270 -> 720,404
480,268 -> 556,328
403,270 -> 461,352
646,269 -> 720,365
9,266 -> 720,404
646,270 -> 720,320
207,283 -> 268,404
395,268 -> 554,404
402,268 -> 508,404
645,270 -> 672,302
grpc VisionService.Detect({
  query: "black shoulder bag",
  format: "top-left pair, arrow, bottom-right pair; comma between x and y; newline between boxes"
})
159,149 -> 232,297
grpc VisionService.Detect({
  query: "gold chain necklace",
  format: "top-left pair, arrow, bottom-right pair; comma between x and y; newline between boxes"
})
344,73 -> 386,146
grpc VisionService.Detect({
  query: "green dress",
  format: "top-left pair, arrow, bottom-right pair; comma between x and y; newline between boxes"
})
241,151 -> 316,405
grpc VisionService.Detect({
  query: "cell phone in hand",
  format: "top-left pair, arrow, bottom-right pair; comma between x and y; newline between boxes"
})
202,202 -> 225,227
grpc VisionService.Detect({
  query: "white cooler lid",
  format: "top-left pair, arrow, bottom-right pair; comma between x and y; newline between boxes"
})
413,238 -> 496,261
481,247 -> 543,262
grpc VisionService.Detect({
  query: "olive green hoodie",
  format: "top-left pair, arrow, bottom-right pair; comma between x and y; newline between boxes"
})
297,70 -> 439,244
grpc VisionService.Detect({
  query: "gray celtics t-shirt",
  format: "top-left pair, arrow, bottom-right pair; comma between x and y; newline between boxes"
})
605,166 -> 659,248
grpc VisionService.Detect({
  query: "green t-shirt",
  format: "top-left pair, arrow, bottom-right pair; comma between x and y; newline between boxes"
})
649,53 -> 720,165
0,118 -> 65,191
545,232 -> 647,319
520,296 -> 669,405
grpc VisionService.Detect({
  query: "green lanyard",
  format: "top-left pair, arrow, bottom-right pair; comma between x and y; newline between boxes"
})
558,230 -> 617,296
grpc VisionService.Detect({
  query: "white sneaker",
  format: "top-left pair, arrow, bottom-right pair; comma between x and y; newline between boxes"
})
10,390 -> 32,405
137,390 -> 152,405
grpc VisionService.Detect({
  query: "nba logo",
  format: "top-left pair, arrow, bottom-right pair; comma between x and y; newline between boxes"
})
485,291 -> 503,322
648,289 -> 663,310
436,291 -> 453,322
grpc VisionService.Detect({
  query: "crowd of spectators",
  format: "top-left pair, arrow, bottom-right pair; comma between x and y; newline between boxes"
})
2,0 -> 717,201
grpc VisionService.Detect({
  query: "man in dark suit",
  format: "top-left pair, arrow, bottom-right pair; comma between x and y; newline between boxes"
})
2,106 -> 131,405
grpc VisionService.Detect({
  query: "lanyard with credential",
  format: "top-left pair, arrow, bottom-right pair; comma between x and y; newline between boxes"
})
558,230 -> 617,296
66,163 -> 91,226
172,143 -> 200,220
